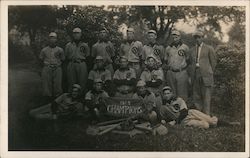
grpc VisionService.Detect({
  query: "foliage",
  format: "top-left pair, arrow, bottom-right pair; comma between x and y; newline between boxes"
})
214,40 -> 245,118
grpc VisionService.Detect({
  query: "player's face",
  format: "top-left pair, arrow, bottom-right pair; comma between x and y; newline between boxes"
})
71,88 -> 80,98
194,35 -> 203,45
147,33 -> 156,43
96,60 -> 104,68
127,31 -> 135,40
73,32 -> 82,40
147,58 -> 155,67
163,90 -> 173,101
172,35 -> 181,42
94,83 -> 102,91
137,86 -> 146,95
120,59 -> 128,68
99,30 -> 107,39
49,37 -> 57,45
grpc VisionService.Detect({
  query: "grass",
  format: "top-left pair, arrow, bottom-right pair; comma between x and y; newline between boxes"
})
8,66 -> 245,151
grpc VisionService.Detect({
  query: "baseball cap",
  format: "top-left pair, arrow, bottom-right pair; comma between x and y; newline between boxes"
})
146,55 -> 157,61
162,86 -> 172,92
95,56 -> 104,60
127,28 -> 135,33
171,30 -> 181,36
73,27 -> 82,33
49,32 -> 57,37
120,56 -> 128,61
136,80 -> 146,87
72,84 -> 82,90
94,78 -> 103,84
147,30 -> 157,35
192,30 -> 204,37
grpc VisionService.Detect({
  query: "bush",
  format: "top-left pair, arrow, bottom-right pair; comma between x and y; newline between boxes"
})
214,41 -> 245,118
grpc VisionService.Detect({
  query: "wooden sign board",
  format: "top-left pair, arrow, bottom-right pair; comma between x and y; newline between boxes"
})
104,97 -> 144,117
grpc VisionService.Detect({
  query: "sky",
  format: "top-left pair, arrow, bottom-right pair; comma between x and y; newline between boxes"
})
175,19 -> 234,43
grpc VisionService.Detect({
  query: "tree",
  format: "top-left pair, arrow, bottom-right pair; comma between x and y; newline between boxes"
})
106,6 -> 245,45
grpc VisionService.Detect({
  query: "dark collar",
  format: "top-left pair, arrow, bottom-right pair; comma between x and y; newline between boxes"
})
119,67 -> 130,71
170,41 -> 183,48
147,42 -> 159,47
137,90 -> 151,98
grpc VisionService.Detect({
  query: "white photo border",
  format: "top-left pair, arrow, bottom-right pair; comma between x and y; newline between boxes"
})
1,0 -> 249,158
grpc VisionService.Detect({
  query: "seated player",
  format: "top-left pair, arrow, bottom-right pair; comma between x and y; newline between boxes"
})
87,56 -> 112,94
140,55 -> 164,96
113,56 -> 137,98
29,84 -> 83,120
85,79 -> 109,121
159,86 -> 218,129
132,80 -> 158,124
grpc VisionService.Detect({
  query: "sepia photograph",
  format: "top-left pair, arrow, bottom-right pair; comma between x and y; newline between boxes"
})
1,0 -> 249,158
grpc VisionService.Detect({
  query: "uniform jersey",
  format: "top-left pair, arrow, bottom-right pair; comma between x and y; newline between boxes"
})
160,97 -> 188,121
88,69 -> 112,82
39,46 -> 65,66
142,44 -> 165,65
165,44 -> 190,70
55,93 -> 82,114
113,68 -> 136,80
140,68 -> 164,82
120,41 -> 143,63
65,41 -> 90,60
92,41 -> 115,64
85,90 -> 109,105
132,91 -> 156,110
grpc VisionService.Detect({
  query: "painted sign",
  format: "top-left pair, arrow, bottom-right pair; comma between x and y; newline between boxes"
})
104,97 -> 144,117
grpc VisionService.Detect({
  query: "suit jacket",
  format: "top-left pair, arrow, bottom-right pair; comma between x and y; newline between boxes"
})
189,43 -> 217,86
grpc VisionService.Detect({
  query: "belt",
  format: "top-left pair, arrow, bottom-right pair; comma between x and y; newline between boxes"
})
70,59 -> 86,63
45,64 -> 60,68
129,61 -> 140,66
170,66 -> 187,72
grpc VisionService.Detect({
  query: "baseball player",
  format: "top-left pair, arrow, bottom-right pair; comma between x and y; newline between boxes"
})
132,80 -> 158,124
159,86 -> 218,129
39,32 -> 65,99
140,55 -> 164,96
142,30 -> 165,68
165,30 -> 191,101
91,28 -> 115,75
113,56 -> 136,97
65,27 -> 90,92
29,84 -> 83,120
87,56 -> 112,93
119,28 -> 143,78
85,79 -> 109,121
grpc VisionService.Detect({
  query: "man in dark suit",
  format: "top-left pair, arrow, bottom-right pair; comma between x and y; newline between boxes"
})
189,30 -> 217,115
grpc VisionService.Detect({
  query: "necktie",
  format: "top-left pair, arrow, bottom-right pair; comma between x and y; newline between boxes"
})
195,44 -> 200,64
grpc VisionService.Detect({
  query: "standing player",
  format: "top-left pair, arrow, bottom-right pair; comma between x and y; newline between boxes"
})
91,28 -> 115,75
119,28 -> 143,78
39,32 -> 65,100
65,27 -> 90,92
165,30 -> 190,101
142,30 -> 165,68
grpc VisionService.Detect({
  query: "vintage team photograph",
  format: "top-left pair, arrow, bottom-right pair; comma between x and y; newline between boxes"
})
6,3 -> 246,154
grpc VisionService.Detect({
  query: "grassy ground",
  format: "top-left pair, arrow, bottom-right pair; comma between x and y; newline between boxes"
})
8,65 -> 245,151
